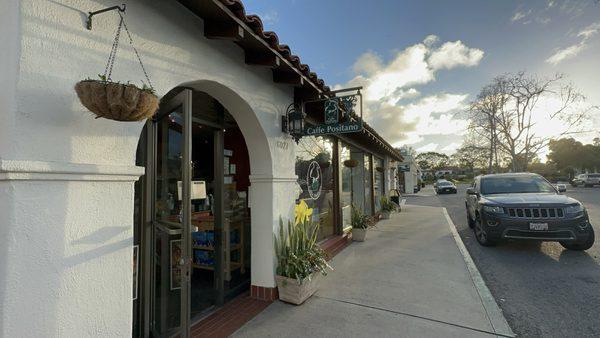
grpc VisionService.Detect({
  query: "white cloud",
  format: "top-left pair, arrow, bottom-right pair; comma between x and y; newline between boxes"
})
362,44 -> 433,102
546,42 -> 586,65
423,34 -> 439,47
546,21 -> 599,65
577,22 -> 600,39
259,10 -> 279,25
352,52 -> 384,76
441,142 -> 462,153
511,10 -> 530,22
337,36 -> 482,149
428,41 -> 484,70
417,143 -> 439,152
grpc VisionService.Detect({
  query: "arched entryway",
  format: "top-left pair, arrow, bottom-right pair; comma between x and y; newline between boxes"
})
133,81 -> 273,337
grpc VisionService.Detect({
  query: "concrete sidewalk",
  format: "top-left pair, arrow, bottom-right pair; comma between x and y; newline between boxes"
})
233,204 -> 514,338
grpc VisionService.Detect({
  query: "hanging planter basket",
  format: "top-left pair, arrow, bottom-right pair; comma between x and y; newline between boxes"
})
375,166 -> 385,173
343,159 -> 359,168
76,11 -> 158,122
75,80 -> 158,121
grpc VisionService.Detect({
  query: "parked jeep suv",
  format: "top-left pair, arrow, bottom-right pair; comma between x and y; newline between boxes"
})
571,173 -> 600,187
465,173 -> 595,250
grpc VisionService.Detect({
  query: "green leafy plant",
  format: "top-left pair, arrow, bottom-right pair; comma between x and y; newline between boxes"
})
274,203 -> 331,283
82,74 -> 156,95
380,196 -> 397,213
351,204 -> 372,229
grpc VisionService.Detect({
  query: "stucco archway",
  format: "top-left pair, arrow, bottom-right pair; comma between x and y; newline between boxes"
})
179,80 -> 274,178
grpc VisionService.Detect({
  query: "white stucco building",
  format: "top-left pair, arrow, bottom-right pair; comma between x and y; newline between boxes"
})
397,146 -> 420,193
0,1 -> 402,337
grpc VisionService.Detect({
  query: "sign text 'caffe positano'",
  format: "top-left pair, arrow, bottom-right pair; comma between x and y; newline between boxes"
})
303,88 -> 363,137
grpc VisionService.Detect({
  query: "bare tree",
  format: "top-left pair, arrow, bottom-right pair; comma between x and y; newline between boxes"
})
495,72 -> 591,171
467,76 -> 510,173
468,72 -> 594,172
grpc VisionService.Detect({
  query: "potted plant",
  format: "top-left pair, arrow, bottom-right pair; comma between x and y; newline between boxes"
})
274,200 -> 332,305
380,196 -> 396,220
343,159 -> 359,168
75,75 -> 159,121
351,205 -> 371,242
74,15 -> 159,122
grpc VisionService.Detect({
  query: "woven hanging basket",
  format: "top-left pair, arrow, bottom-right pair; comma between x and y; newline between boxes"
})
343,159 -> 359,168
75,80 -> 159,121
76,12 -> 158,122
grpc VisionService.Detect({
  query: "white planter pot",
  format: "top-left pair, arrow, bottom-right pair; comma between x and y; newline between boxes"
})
381,211 -> 391,219
275,273 -> 322,305
353,228 -> 367,241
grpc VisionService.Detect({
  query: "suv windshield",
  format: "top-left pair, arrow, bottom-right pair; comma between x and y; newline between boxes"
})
480,175 -> 556,195
438,181 -> 452,186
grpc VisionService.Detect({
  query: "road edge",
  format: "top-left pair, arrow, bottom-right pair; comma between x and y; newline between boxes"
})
442,207 -> 516,338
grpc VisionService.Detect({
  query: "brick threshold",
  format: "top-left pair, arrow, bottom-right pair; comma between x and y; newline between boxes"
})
190,292 -> 272,338
190,233 -> 352,337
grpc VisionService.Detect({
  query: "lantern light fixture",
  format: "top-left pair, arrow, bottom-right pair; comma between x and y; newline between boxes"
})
282,103 -> 305,143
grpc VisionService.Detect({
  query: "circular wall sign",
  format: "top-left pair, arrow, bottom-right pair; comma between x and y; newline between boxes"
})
307,161 -> 322,200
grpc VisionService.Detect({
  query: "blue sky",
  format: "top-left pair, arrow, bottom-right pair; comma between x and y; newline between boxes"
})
243,0 -> 600,156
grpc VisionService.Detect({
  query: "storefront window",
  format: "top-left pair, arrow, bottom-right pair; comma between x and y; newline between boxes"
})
374,157 -> 384,212
340,143 -> 352,230
341,142 -> 369,228
364,154 -> 373,215
296,136 -> 335,241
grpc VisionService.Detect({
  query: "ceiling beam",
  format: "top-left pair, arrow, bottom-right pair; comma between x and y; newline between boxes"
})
294,86 -> 319,103
204,21 -> 244,40
273,70 -> 304,85
245,52 -> 280,67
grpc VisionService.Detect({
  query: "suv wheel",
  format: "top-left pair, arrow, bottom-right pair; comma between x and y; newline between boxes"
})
560,228 -> 595,251
474,217 -> 496,246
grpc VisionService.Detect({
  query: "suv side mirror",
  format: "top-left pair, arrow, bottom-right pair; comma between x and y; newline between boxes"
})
466,187 -> 478,195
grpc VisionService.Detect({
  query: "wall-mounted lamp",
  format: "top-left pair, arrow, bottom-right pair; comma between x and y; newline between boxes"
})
282,103 -> 305,143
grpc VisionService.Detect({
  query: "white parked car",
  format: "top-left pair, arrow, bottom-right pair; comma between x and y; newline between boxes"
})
555,183 -> 567,193
571,173 -> 600,187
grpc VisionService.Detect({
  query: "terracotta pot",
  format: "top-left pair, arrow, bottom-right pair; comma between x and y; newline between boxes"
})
75,80 -> 159,121
352,228 -> 367,241
275,273 -> 322,305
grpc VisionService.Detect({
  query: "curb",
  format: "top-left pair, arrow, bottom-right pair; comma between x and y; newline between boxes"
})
442,207 -> 516,338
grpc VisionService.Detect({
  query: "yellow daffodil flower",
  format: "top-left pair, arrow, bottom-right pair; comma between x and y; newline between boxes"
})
294,200 -> 313,225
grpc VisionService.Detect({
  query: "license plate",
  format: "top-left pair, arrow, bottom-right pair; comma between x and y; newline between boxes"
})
530,223 -> 548,231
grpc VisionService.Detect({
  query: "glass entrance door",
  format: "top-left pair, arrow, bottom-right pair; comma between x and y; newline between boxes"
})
151,89 -> 193,338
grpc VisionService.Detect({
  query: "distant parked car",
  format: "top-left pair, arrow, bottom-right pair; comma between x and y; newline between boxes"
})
555,183 -> 567,193
466,173 -> 595,250
434,179 -> 446,190
571,173 -> 600,187
435,181 -> 457,194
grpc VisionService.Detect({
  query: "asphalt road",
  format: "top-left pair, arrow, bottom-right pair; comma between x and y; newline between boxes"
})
403,184 -> 600,338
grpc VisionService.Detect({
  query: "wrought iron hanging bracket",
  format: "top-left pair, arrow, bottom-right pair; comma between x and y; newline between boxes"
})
86,4 -> 126,30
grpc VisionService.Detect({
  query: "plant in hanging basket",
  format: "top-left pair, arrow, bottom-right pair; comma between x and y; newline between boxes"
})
75,77 -> 159,122
343,159 -> 359,168
375,166 -> 385,173
76,13 -> 159,122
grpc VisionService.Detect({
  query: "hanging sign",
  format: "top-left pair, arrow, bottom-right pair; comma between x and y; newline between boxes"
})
303,87 -> 363,137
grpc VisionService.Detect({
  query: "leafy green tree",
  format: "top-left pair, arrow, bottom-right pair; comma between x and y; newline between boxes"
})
548,138 -> 600,175
451,145 -> 488,174
416,152 -> 449,170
